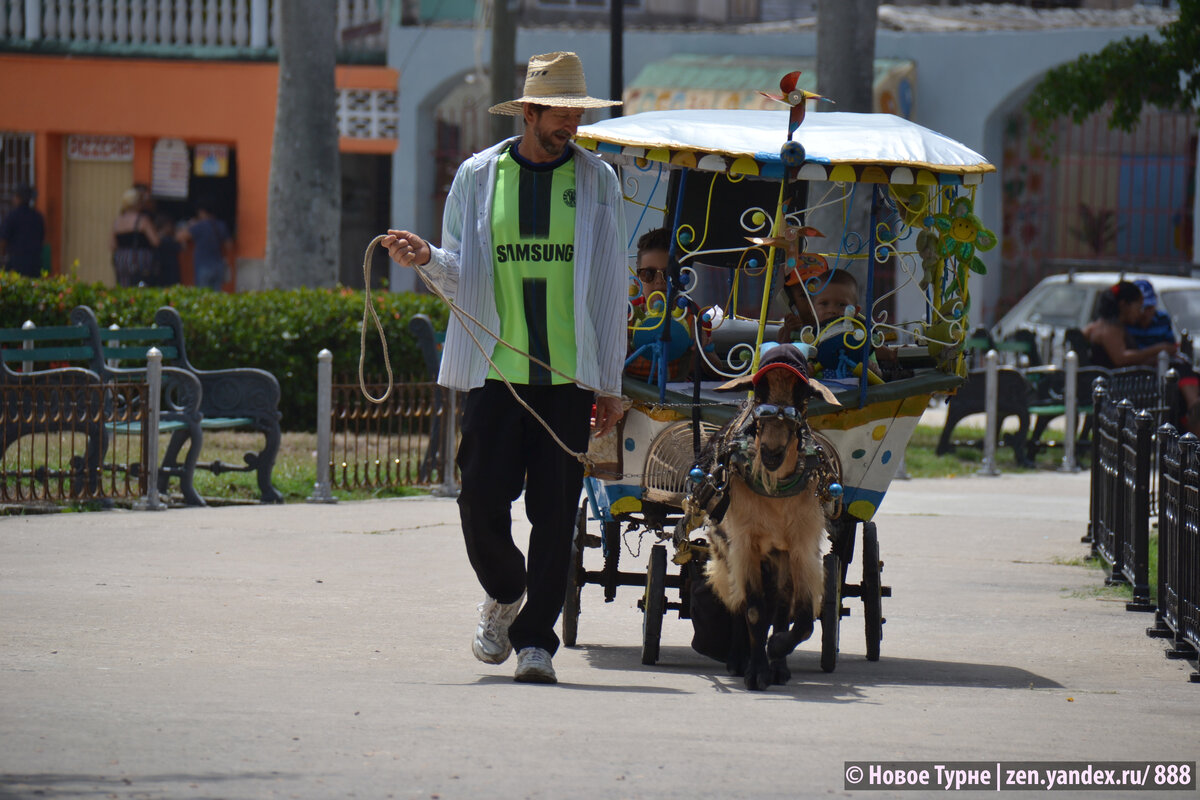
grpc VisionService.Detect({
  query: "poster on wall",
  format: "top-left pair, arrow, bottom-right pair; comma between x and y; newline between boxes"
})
194,144 -> 229,178
67,135 -> 133,161
152,138 -> 190,199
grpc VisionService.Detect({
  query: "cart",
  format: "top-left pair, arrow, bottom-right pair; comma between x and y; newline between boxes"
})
562,96 -> 995,673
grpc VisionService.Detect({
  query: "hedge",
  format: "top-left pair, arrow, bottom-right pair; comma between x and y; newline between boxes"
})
0,271 -> 448,431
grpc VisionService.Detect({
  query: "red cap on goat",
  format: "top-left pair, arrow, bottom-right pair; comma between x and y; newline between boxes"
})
750,344 -> 813,387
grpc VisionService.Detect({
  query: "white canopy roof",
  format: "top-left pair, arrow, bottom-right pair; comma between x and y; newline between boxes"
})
577,109 -> 994,184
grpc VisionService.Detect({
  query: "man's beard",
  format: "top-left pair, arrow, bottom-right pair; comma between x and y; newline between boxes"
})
536,127 -> 567,156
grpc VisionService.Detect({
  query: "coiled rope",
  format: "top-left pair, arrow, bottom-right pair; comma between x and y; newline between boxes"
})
358,234 -> 609,470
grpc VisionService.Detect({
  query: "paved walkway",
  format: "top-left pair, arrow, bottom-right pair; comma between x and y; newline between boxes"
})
1,471 -> 1194,799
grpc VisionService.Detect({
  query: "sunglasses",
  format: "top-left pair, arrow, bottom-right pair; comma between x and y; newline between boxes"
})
637,268 -> 669,283
751,404 -> 801,422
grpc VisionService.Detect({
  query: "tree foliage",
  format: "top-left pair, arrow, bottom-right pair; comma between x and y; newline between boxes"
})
1026,0 -> 1200,131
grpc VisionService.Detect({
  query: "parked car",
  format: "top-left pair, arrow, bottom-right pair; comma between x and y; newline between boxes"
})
992,272 -> 1200,363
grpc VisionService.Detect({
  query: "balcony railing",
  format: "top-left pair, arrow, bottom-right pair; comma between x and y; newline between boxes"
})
0,0 -> 387,56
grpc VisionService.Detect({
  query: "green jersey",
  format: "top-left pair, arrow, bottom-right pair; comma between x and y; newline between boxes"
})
488,146 -> 578,385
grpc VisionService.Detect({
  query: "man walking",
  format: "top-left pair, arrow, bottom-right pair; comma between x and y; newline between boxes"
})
384,52 -> 627,683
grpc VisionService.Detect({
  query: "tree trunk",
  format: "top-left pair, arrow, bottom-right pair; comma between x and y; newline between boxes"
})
811,0 -> 881,309
816,0 -> 880,114
264,0 -> 340,289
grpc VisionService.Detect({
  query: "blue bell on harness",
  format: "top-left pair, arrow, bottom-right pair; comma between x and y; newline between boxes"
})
827,482 -> 843,499
689,466 -> 705,484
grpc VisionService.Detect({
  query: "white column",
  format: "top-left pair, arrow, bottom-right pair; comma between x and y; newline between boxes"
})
218,0 -> 231,44
248,0 -> 264,46
114,0 -> 128,41
58,0 -> 73,41
232,0 -> 246,44
171,0 -> 185,42
100,0 -> 114,41
129,0 -> 143,41
72,0 -> 85,39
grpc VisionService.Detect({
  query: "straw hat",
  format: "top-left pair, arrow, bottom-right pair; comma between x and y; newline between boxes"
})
488,51 -> 622,116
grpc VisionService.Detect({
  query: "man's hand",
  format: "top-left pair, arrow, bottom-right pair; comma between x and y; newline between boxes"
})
592,395 -> 624,438
382,229 -> 430,268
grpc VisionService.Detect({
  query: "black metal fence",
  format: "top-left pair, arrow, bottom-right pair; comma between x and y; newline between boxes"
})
1149,426 -> 1200,682
1088,367 -> 1200,681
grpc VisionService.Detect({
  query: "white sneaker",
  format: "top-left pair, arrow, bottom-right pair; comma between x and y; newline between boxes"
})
513,647 -> 557,684
472,594 -> 523,665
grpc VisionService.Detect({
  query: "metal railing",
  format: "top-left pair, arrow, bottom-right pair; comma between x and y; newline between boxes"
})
307,350 -> 462,500
1149,426 -> 1200,682
1,377 -> 151,506
0,0 -> 387,52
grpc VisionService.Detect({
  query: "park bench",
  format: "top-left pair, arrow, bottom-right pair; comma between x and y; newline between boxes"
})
0,308 -> 202,503
93,306 -> 284,505
935,365 -> 1034,466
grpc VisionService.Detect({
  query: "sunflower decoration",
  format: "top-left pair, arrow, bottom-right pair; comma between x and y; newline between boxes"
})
926,194 -> 997,280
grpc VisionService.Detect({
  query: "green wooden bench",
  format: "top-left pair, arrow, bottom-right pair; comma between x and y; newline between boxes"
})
85,306 -> 284,505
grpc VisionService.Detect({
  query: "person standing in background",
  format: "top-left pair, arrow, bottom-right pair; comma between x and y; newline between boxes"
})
111,187 -> 160,287
179,200 -> 234,290
0,184 -> 46,277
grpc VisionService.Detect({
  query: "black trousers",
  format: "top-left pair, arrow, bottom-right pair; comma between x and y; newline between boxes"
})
456,380 -> 593,655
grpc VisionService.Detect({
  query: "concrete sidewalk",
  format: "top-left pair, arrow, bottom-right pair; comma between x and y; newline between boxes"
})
1,471 -> 1194,800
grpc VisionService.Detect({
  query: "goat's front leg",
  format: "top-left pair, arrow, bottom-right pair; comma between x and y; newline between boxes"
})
743,563 -> 775,691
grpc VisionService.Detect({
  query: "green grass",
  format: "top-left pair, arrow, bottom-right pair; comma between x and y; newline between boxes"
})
901,423 -> 1083,479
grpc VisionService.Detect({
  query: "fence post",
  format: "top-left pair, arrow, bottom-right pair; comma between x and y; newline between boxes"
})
433,389 -> 460,497
308,349 -> 336,503
20,320 -> 35,373
977,349 -> 1000,477
1148,424 -> 1180,639
1059,350 -> 1080,473
1085,377 -> 1108,546
135,348 -> 166,511
1125,409 -> 1155,611
1156,348 -> 1169,383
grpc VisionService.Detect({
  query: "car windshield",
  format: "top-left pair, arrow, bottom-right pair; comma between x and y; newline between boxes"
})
1160,289 -> 1200,335
1021,283 -> 1092,328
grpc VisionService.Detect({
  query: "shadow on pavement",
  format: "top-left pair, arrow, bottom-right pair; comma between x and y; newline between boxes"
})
0,771 -> 301,800
574,644 -> 1063,697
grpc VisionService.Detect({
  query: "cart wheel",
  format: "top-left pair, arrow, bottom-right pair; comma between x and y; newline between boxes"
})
820,551 -> 842,673
562,500 -> 586,647
641,544 -> 668,665
859,522 -> 888,662
861,521 -> 883,662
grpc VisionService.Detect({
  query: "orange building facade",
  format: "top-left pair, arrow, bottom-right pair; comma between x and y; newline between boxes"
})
0,53 -> 397,287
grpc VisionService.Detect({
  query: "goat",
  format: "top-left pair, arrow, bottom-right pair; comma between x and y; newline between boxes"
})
696,344 -> 840,690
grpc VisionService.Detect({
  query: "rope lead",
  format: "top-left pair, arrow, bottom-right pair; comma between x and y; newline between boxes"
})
357,233 -> 598,470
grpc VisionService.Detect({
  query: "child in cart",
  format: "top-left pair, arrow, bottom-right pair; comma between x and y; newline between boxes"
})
778,267 -> 903,384
626,227 -> 712,382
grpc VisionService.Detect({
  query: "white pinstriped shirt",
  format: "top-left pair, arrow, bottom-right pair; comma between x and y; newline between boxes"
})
421,137 -> 628,398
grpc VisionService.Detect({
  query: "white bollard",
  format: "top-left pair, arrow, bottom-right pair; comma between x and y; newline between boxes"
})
21,320 -> 35,373
977,349 -> 1000,477
308,349 -> 336,503
135,347 -> 166,510
1059,350 -> 1080,473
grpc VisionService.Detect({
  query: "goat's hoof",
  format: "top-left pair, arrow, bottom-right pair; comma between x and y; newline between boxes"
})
744,667 -> 772,691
